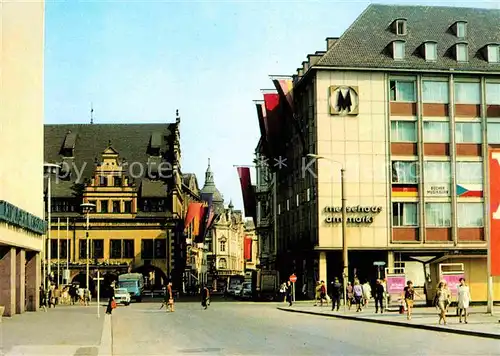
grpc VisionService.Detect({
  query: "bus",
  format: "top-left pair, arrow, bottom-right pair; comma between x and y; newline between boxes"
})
117,273 -> 145,302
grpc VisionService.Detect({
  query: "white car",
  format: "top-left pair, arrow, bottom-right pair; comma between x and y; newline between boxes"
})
114,288 -> 131,305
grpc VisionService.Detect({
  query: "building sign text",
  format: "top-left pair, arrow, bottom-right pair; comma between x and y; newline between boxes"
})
324,205 -> 382,224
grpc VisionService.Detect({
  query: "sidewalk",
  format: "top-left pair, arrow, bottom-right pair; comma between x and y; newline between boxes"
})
278,302 -> 500,340
1,304 -> 107,356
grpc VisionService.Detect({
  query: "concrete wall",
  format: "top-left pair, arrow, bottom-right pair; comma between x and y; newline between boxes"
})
0,0 -> 45,251
315,70 -> 389,248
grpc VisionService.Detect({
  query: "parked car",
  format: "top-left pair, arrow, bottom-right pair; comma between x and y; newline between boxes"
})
233,284 -> 244,298
114,288 -> 131,306
240,282 -> 252,299
227,283 -> 243,296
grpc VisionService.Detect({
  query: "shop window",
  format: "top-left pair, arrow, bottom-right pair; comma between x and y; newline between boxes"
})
425,203 -> 452,227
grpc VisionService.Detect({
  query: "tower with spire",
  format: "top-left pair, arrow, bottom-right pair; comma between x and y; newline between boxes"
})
200,158 -> 224,213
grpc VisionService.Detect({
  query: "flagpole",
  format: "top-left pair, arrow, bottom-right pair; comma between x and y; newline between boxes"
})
66,217 -> 69,283
57,217 -> 60,286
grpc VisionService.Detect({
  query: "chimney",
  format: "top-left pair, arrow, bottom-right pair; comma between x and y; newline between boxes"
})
308,54 -> 322,67
326,37 -> 339,50
302,60 -> 309,72
297,68 -> 304,77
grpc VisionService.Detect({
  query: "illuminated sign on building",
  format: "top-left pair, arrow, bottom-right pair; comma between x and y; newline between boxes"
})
323,205 -> 382,224
329,86 -> 359,116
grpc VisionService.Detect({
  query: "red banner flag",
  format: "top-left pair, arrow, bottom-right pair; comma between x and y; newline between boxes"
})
184,202 -> 204,233
236,167 -> 256,220
244,236 -> 252,260
489,149 -> 500,276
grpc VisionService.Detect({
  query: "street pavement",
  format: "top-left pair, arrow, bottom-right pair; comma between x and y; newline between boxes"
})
1,304 -> 104,356
111,300 -> 500,355
279,302 -> 500,339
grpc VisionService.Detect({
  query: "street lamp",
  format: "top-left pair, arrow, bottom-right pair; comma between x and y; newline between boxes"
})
307,154 -> 348,312
44,163 -> 60,288
81,202 -> 96,292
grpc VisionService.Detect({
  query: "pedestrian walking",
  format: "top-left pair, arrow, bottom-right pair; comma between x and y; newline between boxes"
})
330,278 -> 342,311
353,280 -> 363,312
48,284 -> 55,308
362,280 -> 371,307
435,281 -> 451,325
167,282 -> 175,312
105,295 -> 116,315
280,282 -> 287,303
374,279 -> 384,313
201,285 -> 210,310
402,280 -> 420,320
286,281 -> 293,306
39,286 -> 47,312
314,281 -> 321,306
346,282 -> 353,310
319,281 -> 327,306
457,278 -> 471,324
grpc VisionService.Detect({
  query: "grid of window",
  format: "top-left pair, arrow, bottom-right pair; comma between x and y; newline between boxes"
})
100,200 -> 109,213
456,123 -> 482,143
423,122 -> 450,142
456,162 -> 483,184
392,202 -> 418,227
422,81 -> 449,103
392,161 -> 418,184
391,121 -> 417,142
390,80 -> 415,102
424,162 -> 451,183
455,82 -> 480,104
457,203 -> 483,227
425,203 -> 452,227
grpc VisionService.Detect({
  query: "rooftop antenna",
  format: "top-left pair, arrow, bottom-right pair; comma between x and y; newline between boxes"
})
90,103 -> 94,124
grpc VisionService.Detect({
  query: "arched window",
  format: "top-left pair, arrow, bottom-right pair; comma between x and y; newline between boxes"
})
220,240 -> 226,252
219,258 -> 227,269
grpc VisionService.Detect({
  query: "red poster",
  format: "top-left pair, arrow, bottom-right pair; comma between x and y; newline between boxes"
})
489,149 -> 500,276
244,237 -> 252,260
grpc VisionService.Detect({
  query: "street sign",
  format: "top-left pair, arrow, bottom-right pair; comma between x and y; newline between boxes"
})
289,274 -> 297,283
373,261 -> 386,266
93,271 -> 104,318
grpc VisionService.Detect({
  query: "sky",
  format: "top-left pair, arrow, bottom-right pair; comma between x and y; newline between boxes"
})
44,0 -> 499,213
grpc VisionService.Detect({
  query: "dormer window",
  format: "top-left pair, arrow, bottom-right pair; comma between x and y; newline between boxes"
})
455,43 -> 468,62
393,19 -> 407,35
424,42 -> 437,62
393,41 -> 405,60
455,21 -> 467,39
487,44 -> 499,63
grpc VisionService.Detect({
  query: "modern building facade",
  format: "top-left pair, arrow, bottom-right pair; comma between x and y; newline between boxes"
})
0,1 -> 46,316
257,4 -> 500,301
43,120 -> 186,292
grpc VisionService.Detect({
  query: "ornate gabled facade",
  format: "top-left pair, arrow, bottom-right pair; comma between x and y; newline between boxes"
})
44,118 -> 186,293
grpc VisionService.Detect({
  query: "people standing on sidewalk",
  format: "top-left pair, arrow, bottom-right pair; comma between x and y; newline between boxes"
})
39,286 -> 47,312
330,278 -> 342,311
353,280 -> 363,312
201,284 -> 210,310
362,280 -> 372,307
54,286 -> 61,306
436,281 -> 451,325
402,280 -> 420,320
280,282 -> 287,303
167,282 -> 175,312
457,278 -> 471,324
319,281 -> 327,306
48,284 -> 55,308
346,282 -> 353,310
374,279 -> 384,313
